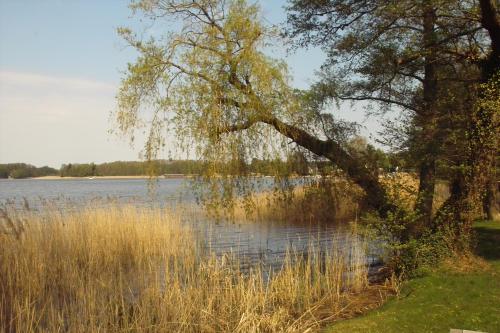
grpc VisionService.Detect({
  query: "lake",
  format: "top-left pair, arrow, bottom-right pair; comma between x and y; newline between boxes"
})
0,178 -> 381,269
0,178 -> 193,206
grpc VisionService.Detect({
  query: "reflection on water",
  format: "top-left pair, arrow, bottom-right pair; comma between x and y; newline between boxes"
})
198,221 -> 381,273
0,178 -> 383,271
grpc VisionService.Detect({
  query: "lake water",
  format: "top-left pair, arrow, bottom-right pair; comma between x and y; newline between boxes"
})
0,178 -> 382,270
0,178 -> 193,206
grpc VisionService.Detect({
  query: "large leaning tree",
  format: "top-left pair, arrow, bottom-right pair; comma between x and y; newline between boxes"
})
285,0 -> 499,231
115,0 -> 393,215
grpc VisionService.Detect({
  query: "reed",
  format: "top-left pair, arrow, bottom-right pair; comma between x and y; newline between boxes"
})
380,173 -> 450,212
0,204 -> 385,332
224,179 -> 364,224
221,174 -> 451,224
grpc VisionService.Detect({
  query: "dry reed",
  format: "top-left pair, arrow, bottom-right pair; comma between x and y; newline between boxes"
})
223,174 -> 451,224
222,179 -> 364,224
0,204 -> 380,332
380,172 -> 450,212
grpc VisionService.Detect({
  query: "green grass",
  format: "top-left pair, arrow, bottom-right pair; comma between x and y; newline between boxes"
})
326,220 -> 500,333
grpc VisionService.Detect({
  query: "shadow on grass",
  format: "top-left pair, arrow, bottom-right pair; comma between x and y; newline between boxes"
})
474,221 -> 500,261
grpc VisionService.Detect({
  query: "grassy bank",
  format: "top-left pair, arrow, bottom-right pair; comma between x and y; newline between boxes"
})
326,220 -> 500,333
0,204 -> 389,332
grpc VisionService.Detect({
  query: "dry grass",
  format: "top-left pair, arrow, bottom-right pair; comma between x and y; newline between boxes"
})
441,253 -> 491,273
0,204 -> 386,332
189,173 -> 453,226
224,179 -> 364,224
222,173 -> 451,224
380,173 -> 450,213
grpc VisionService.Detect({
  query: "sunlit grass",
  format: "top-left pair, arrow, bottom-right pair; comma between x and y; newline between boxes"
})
222,179 -> 364,224
326,220 -> 500,333
223,174 -> 450,224
380,172 -> 450,212
0,204 -> 390,332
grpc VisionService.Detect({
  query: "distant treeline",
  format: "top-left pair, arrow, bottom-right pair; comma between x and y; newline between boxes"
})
59,160 -> 205,177
1,148 -> 413,179
0,163 -> 59,179
58,159 -> 308,177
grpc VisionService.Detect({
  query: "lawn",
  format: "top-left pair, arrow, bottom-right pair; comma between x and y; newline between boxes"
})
326,220 -> 500,333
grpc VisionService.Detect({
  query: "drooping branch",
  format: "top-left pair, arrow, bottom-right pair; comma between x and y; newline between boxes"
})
119,0 -> 395,216
217,114 -> 393,215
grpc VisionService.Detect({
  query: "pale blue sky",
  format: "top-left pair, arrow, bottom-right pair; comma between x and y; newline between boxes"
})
0,0 -> 382,168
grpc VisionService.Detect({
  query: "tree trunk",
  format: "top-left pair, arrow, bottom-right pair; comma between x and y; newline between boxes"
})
478,0 -> 500,221
415,1 -> 438,229
436,0 -> 500,236
483,170 -> 498,220
258,116 -> 395,216
415,158 -> 436,228
468,0 -> 500,225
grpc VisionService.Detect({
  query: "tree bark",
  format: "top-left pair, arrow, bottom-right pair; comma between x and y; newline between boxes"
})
414,1 -> 439,229
262,117 -> 395,215
483,169 -> 498,220
437,0 -> 500,234
482,0 -> 500,222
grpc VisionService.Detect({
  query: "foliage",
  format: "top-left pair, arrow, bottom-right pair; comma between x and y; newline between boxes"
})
285,0 -> 496,225
116,0 -> 297,163
363,174 -> 452,277
60,163 -> 97,177
59,160 -> 205,177
112,0 -> 497,273
346,136 -> 391,175
285,0 -> 488,130
115,0 -> 394,215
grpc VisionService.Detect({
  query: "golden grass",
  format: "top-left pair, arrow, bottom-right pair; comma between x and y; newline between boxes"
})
380,173 -> 450,213
220,174 -> 451,224
222,179 -> 364,224
0,204 -> 385,332
206,173 -> 453,225
441,253 -> 491,273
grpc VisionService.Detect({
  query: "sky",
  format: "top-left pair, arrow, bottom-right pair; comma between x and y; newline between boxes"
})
0,0 -> 384,168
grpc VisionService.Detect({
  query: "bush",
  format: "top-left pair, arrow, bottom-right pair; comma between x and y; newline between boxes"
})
9,167 -> 34,179
363,208 -> 450,278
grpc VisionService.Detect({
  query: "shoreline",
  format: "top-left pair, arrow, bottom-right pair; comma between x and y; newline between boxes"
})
27,175 -> 190,180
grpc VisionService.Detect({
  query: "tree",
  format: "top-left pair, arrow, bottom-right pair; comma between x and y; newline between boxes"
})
115,0 -> 393,214
476,0 -> 499,221
0,163 -> 58,179
285,0 -> 494,229
437,0 -> 500,230
288,151 -> 309,176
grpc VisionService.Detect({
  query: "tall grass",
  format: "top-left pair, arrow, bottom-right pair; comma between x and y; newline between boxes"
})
380,172 -> 450,213
215,174 -> 451,224
216,179 -> 364,224
0,204 -> 387,332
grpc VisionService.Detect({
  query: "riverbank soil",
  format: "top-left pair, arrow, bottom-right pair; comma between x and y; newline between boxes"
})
326,220 -> 500,333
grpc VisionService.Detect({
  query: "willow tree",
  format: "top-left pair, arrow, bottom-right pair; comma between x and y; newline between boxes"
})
115,0 -> 393,214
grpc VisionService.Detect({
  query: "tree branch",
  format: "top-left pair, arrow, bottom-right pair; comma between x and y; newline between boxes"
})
217,114 -> 393,214
337,95 -> 417,112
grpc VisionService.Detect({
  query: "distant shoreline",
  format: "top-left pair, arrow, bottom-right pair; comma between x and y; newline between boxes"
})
28,175 -> 190,180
